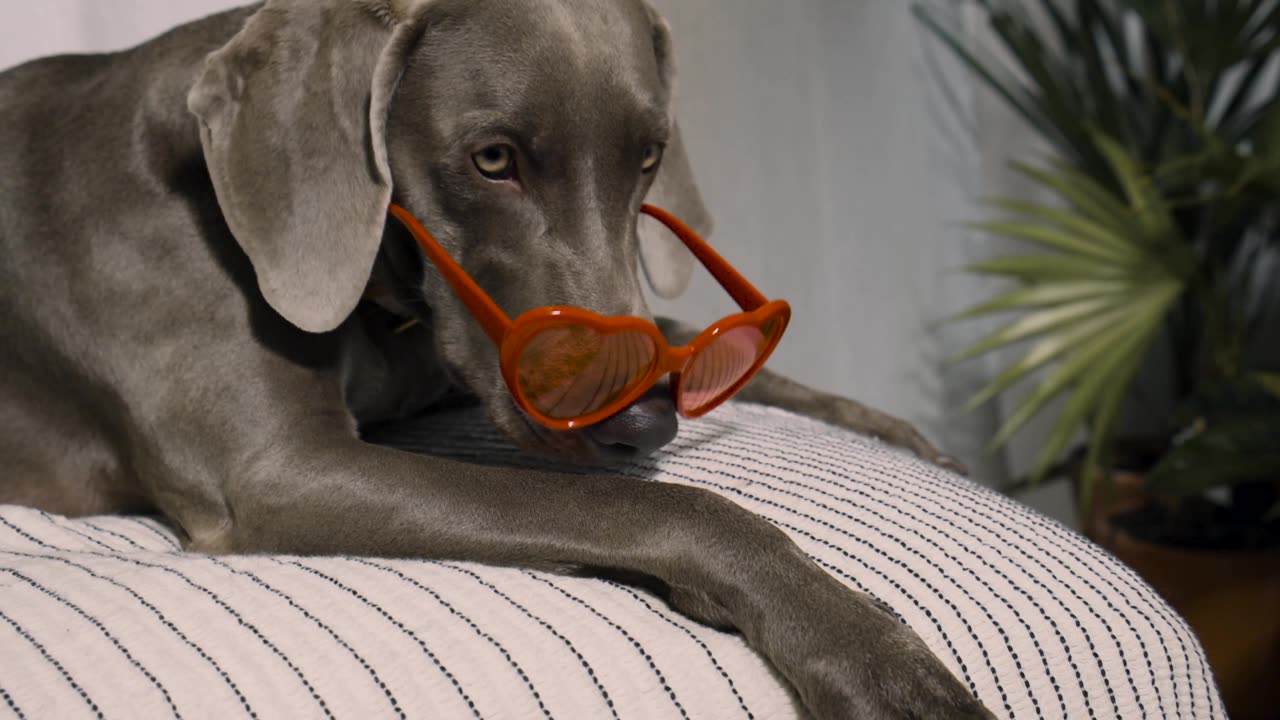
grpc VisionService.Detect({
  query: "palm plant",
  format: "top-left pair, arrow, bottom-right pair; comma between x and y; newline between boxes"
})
915,0 -> 1280,546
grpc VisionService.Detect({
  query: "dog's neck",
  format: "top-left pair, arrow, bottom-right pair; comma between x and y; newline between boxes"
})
361,245 -> 431,334
362,282 -> 420,334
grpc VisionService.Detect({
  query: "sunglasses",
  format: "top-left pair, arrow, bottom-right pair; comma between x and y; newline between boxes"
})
387,203 -> 791,431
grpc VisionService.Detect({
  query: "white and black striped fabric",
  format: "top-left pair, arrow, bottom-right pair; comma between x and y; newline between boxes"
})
0,403 -> 1222,719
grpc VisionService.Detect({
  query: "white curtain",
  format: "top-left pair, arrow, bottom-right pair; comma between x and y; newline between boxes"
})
1,1 -> 1070,513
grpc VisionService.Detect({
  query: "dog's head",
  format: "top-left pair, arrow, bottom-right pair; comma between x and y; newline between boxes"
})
189,0 -> 711,461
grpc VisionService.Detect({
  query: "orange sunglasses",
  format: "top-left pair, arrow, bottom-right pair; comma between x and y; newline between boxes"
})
387,203 -> 791,431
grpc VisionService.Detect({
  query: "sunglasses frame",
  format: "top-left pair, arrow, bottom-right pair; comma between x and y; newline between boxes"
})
387,202 -> 791,431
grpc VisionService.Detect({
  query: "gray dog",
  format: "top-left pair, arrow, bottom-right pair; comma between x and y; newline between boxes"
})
0,1 -> 992,717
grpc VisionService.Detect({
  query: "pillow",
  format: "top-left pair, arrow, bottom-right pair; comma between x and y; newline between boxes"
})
0,403 -> 1223,719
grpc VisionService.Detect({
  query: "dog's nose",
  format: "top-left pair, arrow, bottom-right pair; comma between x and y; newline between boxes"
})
586,386 -> 678,458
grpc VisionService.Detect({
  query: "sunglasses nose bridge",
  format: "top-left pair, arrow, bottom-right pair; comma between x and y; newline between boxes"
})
662,345 -> 695,375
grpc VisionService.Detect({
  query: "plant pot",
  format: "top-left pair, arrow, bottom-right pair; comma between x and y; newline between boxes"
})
1082,472 -> 1280,720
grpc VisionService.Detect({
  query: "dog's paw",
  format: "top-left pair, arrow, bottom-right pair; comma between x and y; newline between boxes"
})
782,586 -> 995,720
801,640 -> 996,719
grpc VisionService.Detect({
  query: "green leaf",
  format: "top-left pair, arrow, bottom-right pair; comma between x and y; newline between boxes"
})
987,279 -> 1181,449
955,138 -> 1189,461
953,279 -> 1129,320
1250,101 -> 1280,193
985,313 -> 1136,448
1145,412 -> 1280,496
953,296 -> 1117,362
1055,0 -> 1143,149
985,5 -> 1094,158
1259,373 -> 1280,400
1091,130 -> 1177,239
1072,330 -> 1144,490
1028,306 -> 1153,481
983,198 -> 1138,256
969,220 -> 1139,262
967,254 -> 1126,281
962,302 -> 1133,411
1212,53 -> 1273,138
1012,161 -> 1143,236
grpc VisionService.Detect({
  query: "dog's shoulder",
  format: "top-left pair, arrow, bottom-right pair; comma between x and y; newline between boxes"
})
0,5 -> 274,355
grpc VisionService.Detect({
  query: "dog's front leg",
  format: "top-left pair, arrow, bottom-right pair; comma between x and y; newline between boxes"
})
186,430 -> 986,719
655,317 -> 966,474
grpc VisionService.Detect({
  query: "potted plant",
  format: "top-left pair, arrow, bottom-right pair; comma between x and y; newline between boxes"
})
914,1 -> 1280,716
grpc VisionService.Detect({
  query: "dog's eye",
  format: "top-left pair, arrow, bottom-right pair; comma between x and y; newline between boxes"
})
641,143 -> 663,174
473,145 -> 516,180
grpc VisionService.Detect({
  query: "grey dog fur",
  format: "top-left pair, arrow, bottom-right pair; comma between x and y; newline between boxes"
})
0,1 -> 990,717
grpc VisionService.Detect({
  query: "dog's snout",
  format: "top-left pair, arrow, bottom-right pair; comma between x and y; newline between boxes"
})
586,387 -> 678,458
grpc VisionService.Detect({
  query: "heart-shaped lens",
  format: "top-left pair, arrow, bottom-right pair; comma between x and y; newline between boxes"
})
679,318 -> 780,416
517,325 -> 657,420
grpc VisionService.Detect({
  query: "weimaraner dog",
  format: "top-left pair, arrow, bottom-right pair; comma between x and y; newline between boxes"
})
0,1 -> 991,717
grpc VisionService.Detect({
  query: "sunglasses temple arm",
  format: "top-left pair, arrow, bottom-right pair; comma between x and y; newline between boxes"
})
387,204 -> 512,345
640,205 -> 768,311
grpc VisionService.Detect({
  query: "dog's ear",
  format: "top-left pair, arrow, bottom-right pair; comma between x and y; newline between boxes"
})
638,5 -> 712,300
188,1 -> 426,333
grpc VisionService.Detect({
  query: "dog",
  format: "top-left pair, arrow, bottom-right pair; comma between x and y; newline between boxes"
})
0,1 -> 991,717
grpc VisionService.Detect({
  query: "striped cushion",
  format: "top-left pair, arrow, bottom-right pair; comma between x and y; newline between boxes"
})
0,403 -> 1222,719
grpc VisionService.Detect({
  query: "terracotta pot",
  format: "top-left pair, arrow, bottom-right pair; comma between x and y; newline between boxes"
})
1083,473 -> 1280,720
